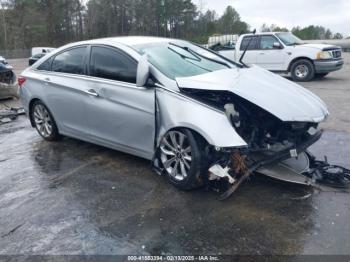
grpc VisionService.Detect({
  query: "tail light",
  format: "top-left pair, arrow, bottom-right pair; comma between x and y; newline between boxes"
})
18,76 -> 26,88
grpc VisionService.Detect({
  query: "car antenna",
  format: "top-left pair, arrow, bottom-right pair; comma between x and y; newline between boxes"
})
239,29 -> 256,68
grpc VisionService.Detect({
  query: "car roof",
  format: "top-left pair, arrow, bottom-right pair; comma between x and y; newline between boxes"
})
71,36 -> 178,48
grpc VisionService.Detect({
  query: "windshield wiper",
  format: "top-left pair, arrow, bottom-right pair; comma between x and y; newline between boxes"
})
169,42 -> 230,68
286,42 -> 304,46
167,46 -> 201,62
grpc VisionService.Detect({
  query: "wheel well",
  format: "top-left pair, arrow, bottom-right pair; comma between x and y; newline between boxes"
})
167,127 -> 209,148
288,57 -> 314,72
28,98 -> 41,127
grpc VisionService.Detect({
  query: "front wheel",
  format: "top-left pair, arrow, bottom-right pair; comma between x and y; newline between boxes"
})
159,129 -> 204,190
291,59 -> 315,82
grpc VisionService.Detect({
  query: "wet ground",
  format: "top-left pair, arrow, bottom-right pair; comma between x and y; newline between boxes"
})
0,56 -> 350,256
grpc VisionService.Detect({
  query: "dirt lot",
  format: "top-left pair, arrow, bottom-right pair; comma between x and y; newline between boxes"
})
1,55 -> 350,256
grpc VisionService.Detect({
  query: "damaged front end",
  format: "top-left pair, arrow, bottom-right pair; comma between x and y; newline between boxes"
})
151,61 -> 348,198
0,62 -> 18,99
180,88 -> 328,199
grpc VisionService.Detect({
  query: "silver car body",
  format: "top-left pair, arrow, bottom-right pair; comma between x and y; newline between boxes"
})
19,36 -> 328,161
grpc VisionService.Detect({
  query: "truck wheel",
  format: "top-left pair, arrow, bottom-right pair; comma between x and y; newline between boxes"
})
159,129 -> 204,190
291,59 -> 315,82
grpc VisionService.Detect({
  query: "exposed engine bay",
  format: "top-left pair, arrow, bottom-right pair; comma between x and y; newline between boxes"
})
182,89 -> 319,153
180,88 -> 349,199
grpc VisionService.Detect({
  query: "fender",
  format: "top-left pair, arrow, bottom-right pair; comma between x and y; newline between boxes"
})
155,87 -> 247,148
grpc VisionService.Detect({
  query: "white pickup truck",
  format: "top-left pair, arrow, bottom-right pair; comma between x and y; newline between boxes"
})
214,32 -> 344,81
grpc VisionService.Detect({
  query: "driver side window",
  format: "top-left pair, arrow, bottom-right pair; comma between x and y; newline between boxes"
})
89,46 -> 137,84
259,35 -> 280,50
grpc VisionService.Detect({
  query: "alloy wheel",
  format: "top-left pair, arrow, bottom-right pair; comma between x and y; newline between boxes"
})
33,104 -> 53,138
160,131 -> 192,181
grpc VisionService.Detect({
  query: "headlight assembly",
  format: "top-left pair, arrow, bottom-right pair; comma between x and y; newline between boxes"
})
316,51 -> 333,59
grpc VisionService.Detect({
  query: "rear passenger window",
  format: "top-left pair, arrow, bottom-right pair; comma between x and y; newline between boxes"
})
240,36 -> 259,51
52,47 -> 86,75
37,56 -> 53,71
90,46 -> 137,83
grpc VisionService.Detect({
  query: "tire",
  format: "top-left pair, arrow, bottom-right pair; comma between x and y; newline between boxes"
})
31,100 -> 61,141
315,73 -> 329,78
291,59 -> 315,82
159,129 -> 204,190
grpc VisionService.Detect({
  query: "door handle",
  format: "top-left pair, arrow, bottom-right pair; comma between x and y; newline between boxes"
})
84,89 -> 99,97
43,77 -> 50,85
259,52 -> 265,55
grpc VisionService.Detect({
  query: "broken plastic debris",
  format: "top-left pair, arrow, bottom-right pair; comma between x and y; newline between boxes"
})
290,149 -> 298,158
0,107 -> 25,125
0,117 -> 12,123
209,164 -> 236,184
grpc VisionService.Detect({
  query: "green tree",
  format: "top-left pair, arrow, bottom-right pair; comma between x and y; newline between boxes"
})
261,23 -> 288,32
291,25 -> 339,40
333,32 -> 343,39
218,6 -> 248,34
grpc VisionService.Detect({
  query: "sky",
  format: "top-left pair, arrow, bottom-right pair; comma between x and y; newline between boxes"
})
193,0 -> 350,37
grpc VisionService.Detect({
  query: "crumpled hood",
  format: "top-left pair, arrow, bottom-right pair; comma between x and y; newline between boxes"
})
176,66 -> 329,122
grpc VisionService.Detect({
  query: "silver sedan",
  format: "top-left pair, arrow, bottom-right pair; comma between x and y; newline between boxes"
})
19,37 -> 328,191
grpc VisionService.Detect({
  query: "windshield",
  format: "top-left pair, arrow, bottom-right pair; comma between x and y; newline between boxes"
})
134,42 -> 234,80
276,32 -> 304,46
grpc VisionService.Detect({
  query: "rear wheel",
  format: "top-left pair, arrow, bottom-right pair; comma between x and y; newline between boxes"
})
159,129 -> 204,190
291,59 -> 315,82
31,101 -> 60,141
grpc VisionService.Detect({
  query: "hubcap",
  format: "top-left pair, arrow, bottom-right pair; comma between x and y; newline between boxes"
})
33,104 -> 53,137
295,64 -> 309,79
160,131 -> 192,181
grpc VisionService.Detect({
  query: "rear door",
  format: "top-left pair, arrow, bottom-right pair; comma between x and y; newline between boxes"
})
236,36 -> 259,65
256,35 -> 286,70
85,45 -> 155,159
41,46 -> 91,137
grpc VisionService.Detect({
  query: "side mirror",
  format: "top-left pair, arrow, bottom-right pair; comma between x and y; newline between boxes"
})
136,54 -> 150,87
273,42 -> 282,49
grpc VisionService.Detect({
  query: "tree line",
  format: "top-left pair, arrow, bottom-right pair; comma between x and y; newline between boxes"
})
0,0 -> 345,51
0,0 -> 249,50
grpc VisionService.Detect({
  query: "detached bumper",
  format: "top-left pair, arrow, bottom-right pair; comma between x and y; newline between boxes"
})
0,83 -> 18,99
314,59 -> 344,73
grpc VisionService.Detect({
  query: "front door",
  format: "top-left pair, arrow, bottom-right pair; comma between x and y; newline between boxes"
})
85,46 -> 155,159
256,35 -> 286,70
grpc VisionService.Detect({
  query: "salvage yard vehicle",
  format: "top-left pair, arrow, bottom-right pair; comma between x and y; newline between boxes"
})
0,61 -> 17,99
31,47 -> 55,57
0,55 -> 13,68
28,53 -> 47,66
19,36 -> 333,197
214,32 -> 344,82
